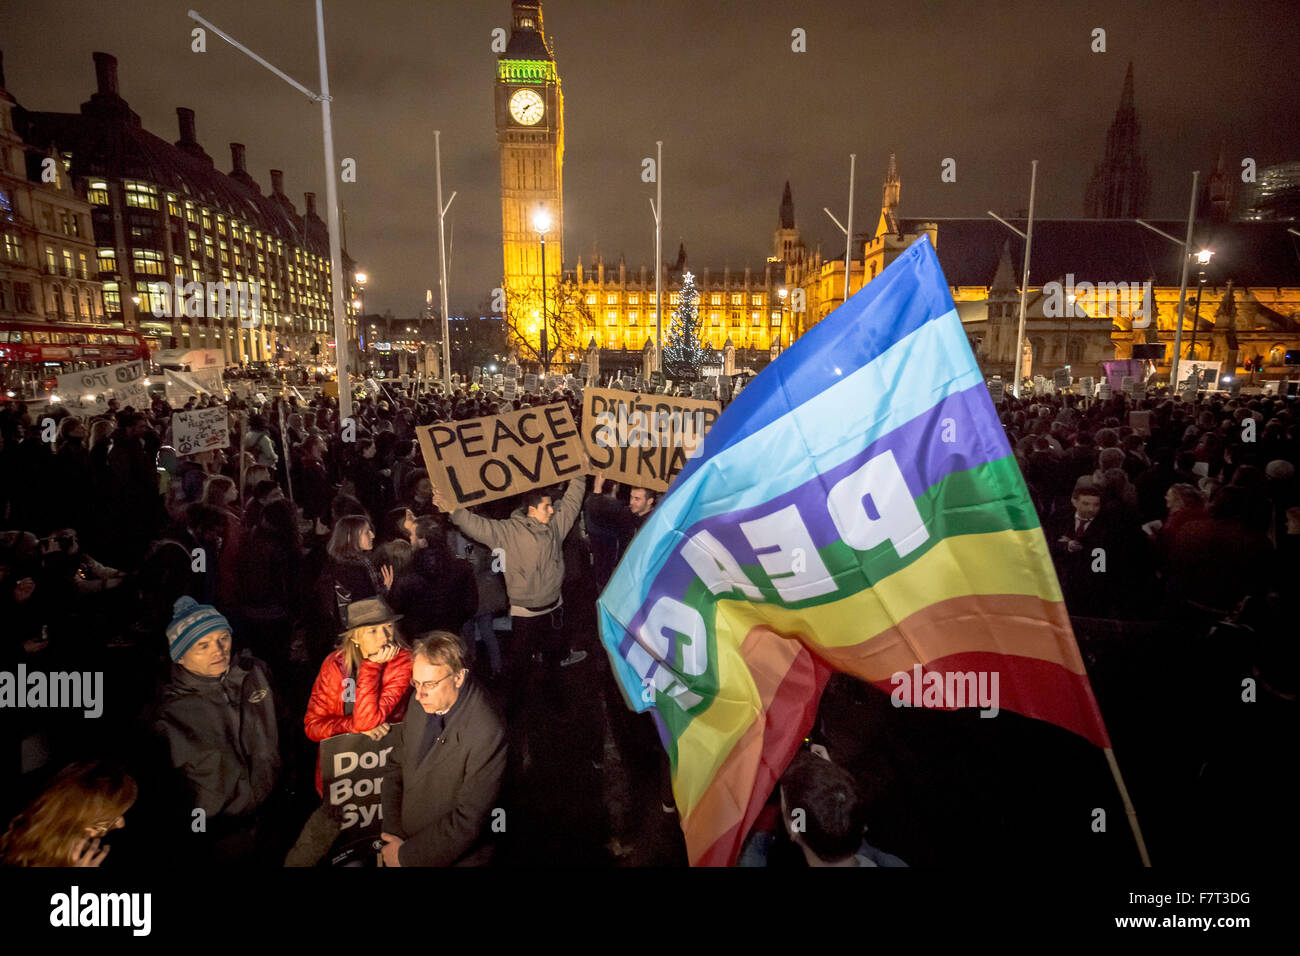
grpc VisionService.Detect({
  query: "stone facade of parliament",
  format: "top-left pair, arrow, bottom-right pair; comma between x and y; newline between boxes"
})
496,4 -> 1300,379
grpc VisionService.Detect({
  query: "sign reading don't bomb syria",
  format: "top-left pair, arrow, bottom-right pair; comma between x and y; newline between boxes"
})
581,388 -> 720,493
320,732 -> 391,866
416,404 -> 587,507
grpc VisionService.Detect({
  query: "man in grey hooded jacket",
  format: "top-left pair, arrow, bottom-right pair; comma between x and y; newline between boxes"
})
434,475 -> 587,671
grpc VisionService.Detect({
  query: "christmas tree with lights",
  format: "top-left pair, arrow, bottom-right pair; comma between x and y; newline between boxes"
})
664,270 -> 709,380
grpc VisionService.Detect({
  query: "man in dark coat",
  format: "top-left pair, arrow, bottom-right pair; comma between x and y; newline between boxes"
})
380,632 -> 505,866
583,474 -> 656,590
1045,478 -> 1115,617
152,596 -> 280,863
104,412 -> 160,567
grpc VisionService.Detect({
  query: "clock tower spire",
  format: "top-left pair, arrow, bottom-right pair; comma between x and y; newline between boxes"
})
496,0 -> 565,360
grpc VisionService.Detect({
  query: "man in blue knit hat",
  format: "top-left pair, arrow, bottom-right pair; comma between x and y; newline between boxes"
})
152,596 -> 281,864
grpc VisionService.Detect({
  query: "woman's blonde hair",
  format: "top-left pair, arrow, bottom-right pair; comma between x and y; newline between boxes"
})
339,621 -> 407,678
0,761 -> 137,867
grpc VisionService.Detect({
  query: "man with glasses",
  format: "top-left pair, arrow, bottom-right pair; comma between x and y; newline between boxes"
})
379,632 -> 506,866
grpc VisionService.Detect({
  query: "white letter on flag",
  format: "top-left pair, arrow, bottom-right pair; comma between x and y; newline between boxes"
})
827,449 -> 929,558
681,530 -> 763,599
739,504 -> 835,602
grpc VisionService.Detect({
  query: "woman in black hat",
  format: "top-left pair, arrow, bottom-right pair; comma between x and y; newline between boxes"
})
287,597 -> 413,866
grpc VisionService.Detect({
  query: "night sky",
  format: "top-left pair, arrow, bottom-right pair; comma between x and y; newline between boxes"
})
2,0 -> 1296,317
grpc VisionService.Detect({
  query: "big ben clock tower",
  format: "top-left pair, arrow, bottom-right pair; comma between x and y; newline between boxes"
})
496,0 -> 564,355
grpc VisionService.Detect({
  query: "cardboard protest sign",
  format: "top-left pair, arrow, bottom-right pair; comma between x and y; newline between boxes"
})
523,373 -> 538,393
191,365 -> 224,396
581,388 -> 721,493
164,368 -> 211,405
472,366 -> 481,383
692,382 -> 709,400
1053,368 -> 1071,392
1098,381 -> 1113,400
416,404 -> 587,507
319,732 -> 394,866
506,363 -> 520,381
1079,375 -> 1096,397
171,406 -> 229,457
1128,410 -> 1151,437
502,378 -> 517,401
57,360 -> 149,416
987,379 -> 1005,403
546,374 -> 563,392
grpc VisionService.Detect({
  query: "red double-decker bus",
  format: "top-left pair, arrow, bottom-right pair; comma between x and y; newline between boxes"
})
0,321 -> 151,400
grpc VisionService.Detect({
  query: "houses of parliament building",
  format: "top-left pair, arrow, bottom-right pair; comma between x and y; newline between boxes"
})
498,1 -> 1300,380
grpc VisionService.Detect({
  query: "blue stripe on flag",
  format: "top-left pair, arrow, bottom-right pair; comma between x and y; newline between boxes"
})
673,236 -> 956,490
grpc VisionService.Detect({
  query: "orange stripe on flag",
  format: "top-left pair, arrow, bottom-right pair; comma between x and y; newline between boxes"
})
809,592 -> 1086,682
682,627 -> 830,866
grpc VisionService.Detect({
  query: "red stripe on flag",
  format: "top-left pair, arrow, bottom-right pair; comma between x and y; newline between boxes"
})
866,650 -> 1111,749
693,639 -> 833,867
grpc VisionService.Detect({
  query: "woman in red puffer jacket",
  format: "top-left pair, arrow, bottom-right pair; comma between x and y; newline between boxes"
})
286,597 -> 412,866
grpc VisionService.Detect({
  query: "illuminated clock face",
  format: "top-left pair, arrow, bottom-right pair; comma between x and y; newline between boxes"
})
509,88 -> 545,126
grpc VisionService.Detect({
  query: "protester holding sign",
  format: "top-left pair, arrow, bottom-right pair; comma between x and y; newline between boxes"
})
286,598 -> 413,866
433,471 -> 588,674
415,404 -> 587,509
584,473 -> 656,589
581,389 -> 720,494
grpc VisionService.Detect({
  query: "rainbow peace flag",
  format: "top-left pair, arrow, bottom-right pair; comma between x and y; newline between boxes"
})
596,236 -> 1112,867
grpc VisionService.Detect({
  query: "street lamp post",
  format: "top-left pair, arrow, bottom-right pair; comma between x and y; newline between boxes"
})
988,159 -> 1038,398
822,153 -> 858,309
188,2 -> 352,422
1137,171 -> 1201,392
534,209 -> 550,373
1187,270 -> 1208,361
433,131 -> 456,389
778,286 -> 789,352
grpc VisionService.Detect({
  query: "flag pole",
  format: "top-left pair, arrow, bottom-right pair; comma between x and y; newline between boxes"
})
1104,746 -> 1151,866
1012,160 -> 1038,398
277,400 -> 295,507
843,153 -> 856,303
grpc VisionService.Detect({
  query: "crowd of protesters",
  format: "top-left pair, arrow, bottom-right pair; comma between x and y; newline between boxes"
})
1002,389 -> 1300,627
0,377 -> 678,867
0,373 -> 1295,867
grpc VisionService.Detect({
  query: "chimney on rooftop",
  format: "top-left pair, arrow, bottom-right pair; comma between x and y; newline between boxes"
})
230,143 -> 246,174
270,169 -> 285,195
305,192 -> 317,217
176,107 -> 197,145
93,52 -> 118,97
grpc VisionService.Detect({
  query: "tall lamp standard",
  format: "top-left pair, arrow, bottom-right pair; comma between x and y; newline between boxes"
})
187,2 -> 352,422
533,209 -> 551,373
1186,263 -> 1212,362
1136,171 -> 1202,391
778,286 -> 789,352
